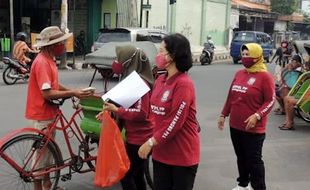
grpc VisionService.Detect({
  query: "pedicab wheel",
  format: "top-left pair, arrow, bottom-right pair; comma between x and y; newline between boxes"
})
3,67 -> 18,85
0,134 -> 61,190
145,156 -> 154,189
296,108 -> 310,123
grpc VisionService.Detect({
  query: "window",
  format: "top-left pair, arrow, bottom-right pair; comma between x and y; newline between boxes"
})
233,32 -> 255,42
97,32 -> 131,43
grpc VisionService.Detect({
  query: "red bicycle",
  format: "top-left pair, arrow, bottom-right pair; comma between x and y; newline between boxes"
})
0,96 -> 154,189
0,97 -> 100,189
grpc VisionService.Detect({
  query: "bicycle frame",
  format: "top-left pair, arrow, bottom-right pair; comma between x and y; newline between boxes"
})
0,102 -> 97,181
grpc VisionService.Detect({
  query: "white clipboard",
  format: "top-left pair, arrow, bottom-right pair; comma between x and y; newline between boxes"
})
101,71 -> 150,108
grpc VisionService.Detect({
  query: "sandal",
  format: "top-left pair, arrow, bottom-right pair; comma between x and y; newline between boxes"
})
278,123 -> 295,130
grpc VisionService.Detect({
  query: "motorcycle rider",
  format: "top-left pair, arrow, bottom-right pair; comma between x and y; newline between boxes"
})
12,32 -> 39,71
205,35 -> 215,48
204,35 -> 215,60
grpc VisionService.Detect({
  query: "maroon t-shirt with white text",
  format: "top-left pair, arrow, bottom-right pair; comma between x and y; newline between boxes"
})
222,69 -> 275,133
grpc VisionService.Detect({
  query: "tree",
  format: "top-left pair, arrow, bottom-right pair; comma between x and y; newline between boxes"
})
270,0 -> 298,15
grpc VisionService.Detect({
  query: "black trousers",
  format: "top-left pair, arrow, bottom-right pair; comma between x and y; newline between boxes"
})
230,127 -> 266,190
121,143 -> 146,190
153,159 -> 198,190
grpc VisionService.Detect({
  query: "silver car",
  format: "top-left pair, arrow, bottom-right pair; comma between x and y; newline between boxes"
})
91,27 -> 168,52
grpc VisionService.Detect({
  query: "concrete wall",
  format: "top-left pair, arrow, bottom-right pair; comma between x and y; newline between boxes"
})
144,0 -> 167,30
274,20 -> 287,31
204,0 -> 228,46
137,0 -> 230,47
174,0 -> 202,45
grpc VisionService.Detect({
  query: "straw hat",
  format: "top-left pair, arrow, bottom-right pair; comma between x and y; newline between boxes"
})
34,26 -> 72,48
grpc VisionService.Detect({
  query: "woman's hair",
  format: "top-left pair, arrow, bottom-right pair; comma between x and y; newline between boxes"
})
163,33 -> 192,72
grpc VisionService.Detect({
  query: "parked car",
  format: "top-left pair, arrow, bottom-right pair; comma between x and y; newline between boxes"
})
230,31 -> 273,64
91,27 -> 168,52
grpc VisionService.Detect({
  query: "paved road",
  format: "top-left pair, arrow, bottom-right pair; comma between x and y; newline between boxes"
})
0,62 -> 310,190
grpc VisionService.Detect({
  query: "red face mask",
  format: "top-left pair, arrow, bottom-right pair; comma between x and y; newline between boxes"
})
241,57 -> 256,68
53,43 -> 65,56
112,60 -> 124,75
155,53 -> 168,69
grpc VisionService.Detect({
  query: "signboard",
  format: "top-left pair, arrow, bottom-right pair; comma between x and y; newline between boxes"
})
66,34 -> 74,52
31,33 -> 38,49
142,4 -> 152,10
31,32 -> 74,53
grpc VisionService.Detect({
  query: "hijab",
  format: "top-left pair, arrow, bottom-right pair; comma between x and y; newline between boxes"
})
115,45 -> 154,87
241,43 -> 267,73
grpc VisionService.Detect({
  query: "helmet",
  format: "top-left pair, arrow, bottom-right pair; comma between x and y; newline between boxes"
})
16,32 -> 27,41
207,35 -> 212,40
281,41 -> 288,48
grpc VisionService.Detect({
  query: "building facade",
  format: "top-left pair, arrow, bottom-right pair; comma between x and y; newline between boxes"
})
137,0 -> 231,47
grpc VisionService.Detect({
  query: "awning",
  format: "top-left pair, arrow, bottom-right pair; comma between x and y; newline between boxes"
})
232,0 -> 271,12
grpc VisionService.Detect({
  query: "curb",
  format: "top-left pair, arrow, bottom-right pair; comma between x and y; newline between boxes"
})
192,52 -> 232,64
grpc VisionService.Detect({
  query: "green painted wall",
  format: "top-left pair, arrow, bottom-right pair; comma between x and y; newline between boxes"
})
87,0 -> 102,50
102,0 -> 117,28
202,0 -> 229,46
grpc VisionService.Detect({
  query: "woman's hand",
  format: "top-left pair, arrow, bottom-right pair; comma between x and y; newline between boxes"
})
96,103 -> 118,121
218,116 -> 225,130
244,114 -> 258,130
138,141 -> 152,159
103,102 -> 119,112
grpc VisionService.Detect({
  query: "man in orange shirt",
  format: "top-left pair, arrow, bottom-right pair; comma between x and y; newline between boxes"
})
26,26 -> 93,190
12,32 -> 38,66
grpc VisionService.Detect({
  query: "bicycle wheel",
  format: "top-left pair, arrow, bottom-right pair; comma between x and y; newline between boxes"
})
145,156 -> 154,189
296,108 -> 310,123
0,134 -> 62,190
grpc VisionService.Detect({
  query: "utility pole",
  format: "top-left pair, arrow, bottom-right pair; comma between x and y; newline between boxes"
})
60,0 -> 70,69
9,0 -> 14,50
166,0 -> 170,32
146,0 -> 149,27
140,0 -> 143,27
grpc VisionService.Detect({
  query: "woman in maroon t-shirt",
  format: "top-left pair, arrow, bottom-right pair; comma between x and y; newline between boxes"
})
100,45 -> 154,190
218,43 -> 275,190
138,33 -> 200,190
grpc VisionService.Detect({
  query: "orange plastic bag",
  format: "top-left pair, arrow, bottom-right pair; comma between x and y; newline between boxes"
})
94,111 -> 130,187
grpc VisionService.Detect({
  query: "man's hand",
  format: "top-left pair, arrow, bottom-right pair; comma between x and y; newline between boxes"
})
74,89 -> 94,99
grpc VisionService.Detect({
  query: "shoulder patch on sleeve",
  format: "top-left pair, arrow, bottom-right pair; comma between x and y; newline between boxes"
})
41,83 -> 51,90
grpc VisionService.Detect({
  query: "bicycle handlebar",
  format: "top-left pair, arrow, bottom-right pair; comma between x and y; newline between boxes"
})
47,97 -> 76,107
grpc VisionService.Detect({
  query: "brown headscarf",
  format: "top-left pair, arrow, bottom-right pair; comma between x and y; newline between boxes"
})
115,45 -> 154,87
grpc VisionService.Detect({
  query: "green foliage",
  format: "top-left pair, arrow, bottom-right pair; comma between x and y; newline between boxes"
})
270,0 -> 298,15
303,14 -> 310,29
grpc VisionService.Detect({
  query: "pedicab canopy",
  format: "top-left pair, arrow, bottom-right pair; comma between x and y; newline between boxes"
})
304,42 -> 310,55
84,41 -> 158,69
292,40 -> 310,61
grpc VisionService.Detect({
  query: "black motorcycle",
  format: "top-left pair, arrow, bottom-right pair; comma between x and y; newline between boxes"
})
200,42 -> 215,65
2,57 -> 31,85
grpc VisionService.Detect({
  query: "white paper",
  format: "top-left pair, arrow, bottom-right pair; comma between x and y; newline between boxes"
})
101,71 -> 150,108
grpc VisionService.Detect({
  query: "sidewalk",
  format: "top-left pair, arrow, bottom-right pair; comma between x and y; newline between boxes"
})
0,47 -> 232,70
191,45 -> 231,64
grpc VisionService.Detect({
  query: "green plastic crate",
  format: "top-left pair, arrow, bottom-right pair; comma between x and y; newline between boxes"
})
79,95 -> 104,136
